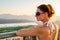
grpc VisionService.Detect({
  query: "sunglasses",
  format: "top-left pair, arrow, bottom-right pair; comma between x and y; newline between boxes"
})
35,12 -> 44,16
35,12 -> 41,16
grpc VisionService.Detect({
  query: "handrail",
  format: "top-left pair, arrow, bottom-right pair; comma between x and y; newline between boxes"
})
0,31 -> 36,40
0,31 -> 17,39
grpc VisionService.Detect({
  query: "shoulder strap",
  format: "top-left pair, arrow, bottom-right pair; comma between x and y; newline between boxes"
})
52,22 -> 58,40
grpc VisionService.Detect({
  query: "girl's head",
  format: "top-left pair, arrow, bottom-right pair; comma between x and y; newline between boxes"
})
35,4 -> 55,22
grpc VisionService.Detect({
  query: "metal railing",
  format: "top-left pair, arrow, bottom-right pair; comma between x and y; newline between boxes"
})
0,31 -> 37,40
0,31 -> 17,39
0,31 -> 24,40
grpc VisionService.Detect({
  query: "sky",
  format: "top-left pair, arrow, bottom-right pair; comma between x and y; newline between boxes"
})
0,0 -> 60,16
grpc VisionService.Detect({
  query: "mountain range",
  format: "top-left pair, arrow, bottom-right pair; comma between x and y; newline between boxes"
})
0,14 -> 35,23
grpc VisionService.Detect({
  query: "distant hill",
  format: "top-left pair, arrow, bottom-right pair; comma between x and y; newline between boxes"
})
51,16 -> 60,29
0,14 -> 35,23
0,14 -> 35,20
51,16 -> 60,22
0,19 -> 35,24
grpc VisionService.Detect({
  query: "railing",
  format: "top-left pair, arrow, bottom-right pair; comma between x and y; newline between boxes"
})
0,31 -> 37,40
0,31 -> 59,40
0,31 -> 23,40
0,31 -> 17,39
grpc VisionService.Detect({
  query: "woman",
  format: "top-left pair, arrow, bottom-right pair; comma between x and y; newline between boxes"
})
16,4 -> 58,40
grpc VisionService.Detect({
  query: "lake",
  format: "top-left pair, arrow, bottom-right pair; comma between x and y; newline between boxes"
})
0,22 -> 38,28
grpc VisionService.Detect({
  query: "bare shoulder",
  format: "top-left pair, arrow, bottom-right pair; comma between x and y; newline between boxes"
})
33,25 -> 50,32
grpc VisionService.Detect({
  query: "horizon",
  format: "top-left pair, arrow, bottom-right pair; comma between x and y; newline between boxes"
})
0,14 -> 60,17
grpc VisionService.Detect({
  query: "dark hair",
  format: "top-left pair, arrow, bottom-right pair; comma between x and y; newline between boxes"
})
37,4 -> 54,18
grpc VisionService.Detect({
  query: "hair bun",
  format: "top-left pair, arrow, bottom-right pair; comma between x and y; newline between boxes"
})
47,4 -> 55,17
47,4 -> 54,14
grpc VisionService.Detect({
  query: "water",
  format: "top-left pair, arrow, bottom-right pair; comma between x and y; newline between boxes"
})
0,22 -> 38,28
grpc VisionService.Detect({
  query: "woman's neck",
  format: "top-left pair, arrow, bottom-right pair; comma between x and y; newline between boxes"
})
42,18 -> 49,23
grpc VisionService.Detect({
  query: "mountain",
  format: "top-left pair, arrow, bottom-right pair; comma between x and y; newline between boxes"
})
0,14 -> 35,23
0,14 -> 35,20
51,16 -> 60,22
51,16 -> 60,29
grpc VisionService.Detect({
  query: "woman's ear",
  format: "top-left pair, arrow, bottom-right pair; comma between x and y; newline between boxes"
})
45,12 -> 48,17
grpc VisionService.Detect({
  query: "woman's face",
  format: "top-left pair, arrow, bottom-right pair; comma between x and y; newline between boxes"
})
35,8 -> 47,21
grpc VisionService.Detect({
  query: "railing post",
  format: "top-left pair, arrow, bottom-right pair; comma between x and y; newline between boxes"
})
23,36 -> 36,40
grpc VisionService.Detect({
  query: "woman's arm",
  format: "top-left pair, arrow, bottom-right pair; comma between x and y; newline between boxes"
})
16,26 -> 50,37
16,26 -> 39,37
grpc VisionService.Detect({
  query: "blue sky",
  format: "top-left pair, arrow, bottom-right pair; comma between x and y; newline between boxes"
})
0,0 -> 60,16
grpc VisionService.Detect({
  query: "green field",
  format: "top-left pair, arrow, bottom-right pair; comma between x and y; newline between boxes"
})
0,25 -> 60,33
0,25 -> 33,33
